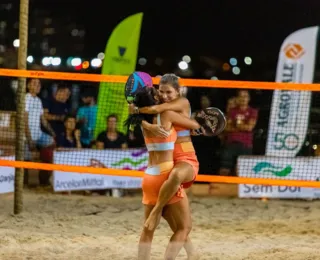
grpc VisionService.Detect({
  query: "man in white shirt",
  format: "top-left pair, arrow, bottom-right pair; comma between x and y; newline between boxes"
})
24,79 -> 56,186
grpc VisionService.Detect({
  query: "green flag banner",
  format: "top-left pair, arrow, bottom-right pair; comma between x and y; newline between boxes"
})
95,13 -> 143,136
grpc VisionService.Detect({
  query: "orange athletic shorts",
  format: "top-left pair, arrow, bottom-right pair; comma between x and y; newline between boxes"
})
142,161 -> 184,205
173,142 -> 199,189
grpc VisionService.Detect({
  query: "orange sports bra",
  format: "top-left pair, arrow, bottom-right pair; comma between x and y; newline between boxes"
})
143,114 -> 177,152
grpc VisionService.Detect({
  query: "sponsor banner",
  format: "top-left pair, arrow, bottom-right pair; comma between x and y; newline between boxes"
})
95,13 -> 143,135
238,156 -> 320,199
53,148 -> 148,191
266,26 -> 319,157
0,156 -> 15,194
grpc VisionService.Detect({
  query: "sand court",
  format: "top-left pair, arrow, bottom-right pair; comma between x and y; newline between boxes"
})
1,190 -> 320,260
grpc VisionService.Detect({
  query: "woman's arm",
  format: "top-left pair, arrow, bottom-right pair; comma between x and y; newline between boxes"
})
162,110 -> 200,130
74,130 -> 82,148
141,120 -> 169,138
141,120 -> 153,130
139,97 -> 189,114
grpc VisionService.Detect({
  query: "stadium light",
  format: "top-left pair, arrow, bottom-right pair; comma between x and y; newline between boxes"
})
178,61 -> 188,70
27,56 -> 34,63
42,57 -> 51,66
138,57 -> 147,66
13,39 -> 19,48
52,57 -> 61,66
91,58 -> 102,68
97,52 -> 105,60
182,55 -> 191,63
244,56 -> 252,65
229,57 -> 237,66
232,66 -> 241,75
71,57 -> 82,67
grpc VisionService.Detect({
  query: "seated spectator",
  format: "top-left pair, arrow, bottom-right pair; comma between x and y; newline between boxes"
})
43,84 -> 71,139
191,94 -> 211,118
76,89 -> 97,148
126,125 -> 145,148
96,114 -> 127,198
96,114 -> 127,149
56,116 -> 82,149
218,90 -> 258,176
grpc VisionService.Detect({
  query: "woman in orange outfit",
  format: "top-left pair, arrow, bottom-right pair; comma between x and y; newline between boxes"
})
126,86 -> 200,260
135,74 -> 200,233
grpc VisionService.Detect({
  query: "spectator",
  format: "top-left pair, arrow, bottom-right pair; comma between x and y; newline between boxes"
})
96,114 -> 127,149
43,84 -> 71,139
226,96 -> 238,113
219,96 -> 239,143
218,90 -> 258,176
76,90 -> 97,148
191,94 -> 218,175
127,125 -> 145,148
96,114 -> 127,198
24,78 -> 56,186
191,94 -> 211,118
56,115 -> 82,149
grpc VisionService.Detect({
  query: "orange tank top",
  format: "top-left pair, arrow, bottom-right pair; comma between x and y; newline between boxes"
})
143,114 -> 177,152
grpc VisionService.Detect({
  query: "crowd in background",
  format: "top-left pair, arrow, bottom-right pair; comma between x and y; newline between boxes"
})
20,78 -> 259,192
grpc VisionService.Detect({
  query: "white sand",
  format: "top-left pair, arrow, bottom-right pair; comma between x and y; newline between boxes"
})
1,190 -> 320,260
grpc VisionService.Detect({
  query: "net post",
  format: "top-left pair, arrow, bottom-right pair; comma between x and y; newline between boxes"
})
14,0 -> 29,215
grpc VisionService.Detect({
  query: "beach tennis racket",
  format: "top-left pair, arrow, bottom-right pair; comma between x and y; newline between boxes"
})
193,107 -> 226,136
125,71 -> 153,104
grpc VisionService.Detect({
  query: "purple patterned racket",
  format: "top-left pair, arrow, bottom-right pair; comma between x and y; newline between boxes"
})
125,71 -> 153,104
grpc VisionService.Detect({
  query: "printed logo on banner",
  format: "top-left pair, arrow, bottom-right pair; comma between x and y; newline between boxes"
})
118,46 -> 126,57
113,149 -> 148,171
284,43 -> 305,59
238,156 -> 316,199
266,26 -> 318,157
252,162 -> 292,177
112,46 -> 130,64
0,174 -> 14,183
53,148 -> 147,191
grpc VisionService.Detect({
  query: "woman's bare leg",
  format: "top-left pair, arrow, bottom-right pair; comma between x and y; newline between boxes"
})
162,197 -> 200,260
145,162 -> 194,231
162,196 -> 193,260
138,205 -> 159,260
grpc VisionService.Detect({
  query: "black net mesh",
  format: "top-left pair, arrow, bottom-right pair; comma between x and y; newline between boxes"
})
0,75 -> 319,193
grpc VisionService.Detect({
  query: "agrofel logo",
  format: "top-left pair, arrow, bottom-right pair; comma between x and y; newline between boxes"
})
283,43 -> 305,59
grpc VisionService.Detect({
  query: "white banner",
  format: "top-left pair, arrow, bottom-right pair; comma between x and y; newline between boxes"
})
0,156 -> 15,194
266,26 -> 319,157
53,148 -> 148,191
238,156 -> 320,199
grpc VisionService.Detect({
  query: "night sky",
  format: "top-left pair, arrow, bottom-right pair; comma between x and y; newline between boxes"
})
27,1 -> 320,73
31,1 -> 319,61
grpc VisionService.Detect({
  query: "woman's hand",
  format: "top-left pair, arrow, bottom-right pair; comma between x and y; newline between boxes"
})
129,104 -> 139,114
74,129 -> 81,141
191,127 -> 206,136
148,124 -> 169,138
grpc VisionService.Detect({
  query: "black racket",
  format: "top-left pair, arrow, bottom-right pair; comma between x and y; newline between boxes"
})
193,107 -> 227,136
125,71 -> 153,104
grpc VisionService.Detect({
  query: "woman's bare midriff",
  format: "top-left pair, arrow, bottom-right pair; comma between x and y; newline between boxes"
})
144,116 -> 174,167
148,150 -> 174,166
175,108 -> 192,144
